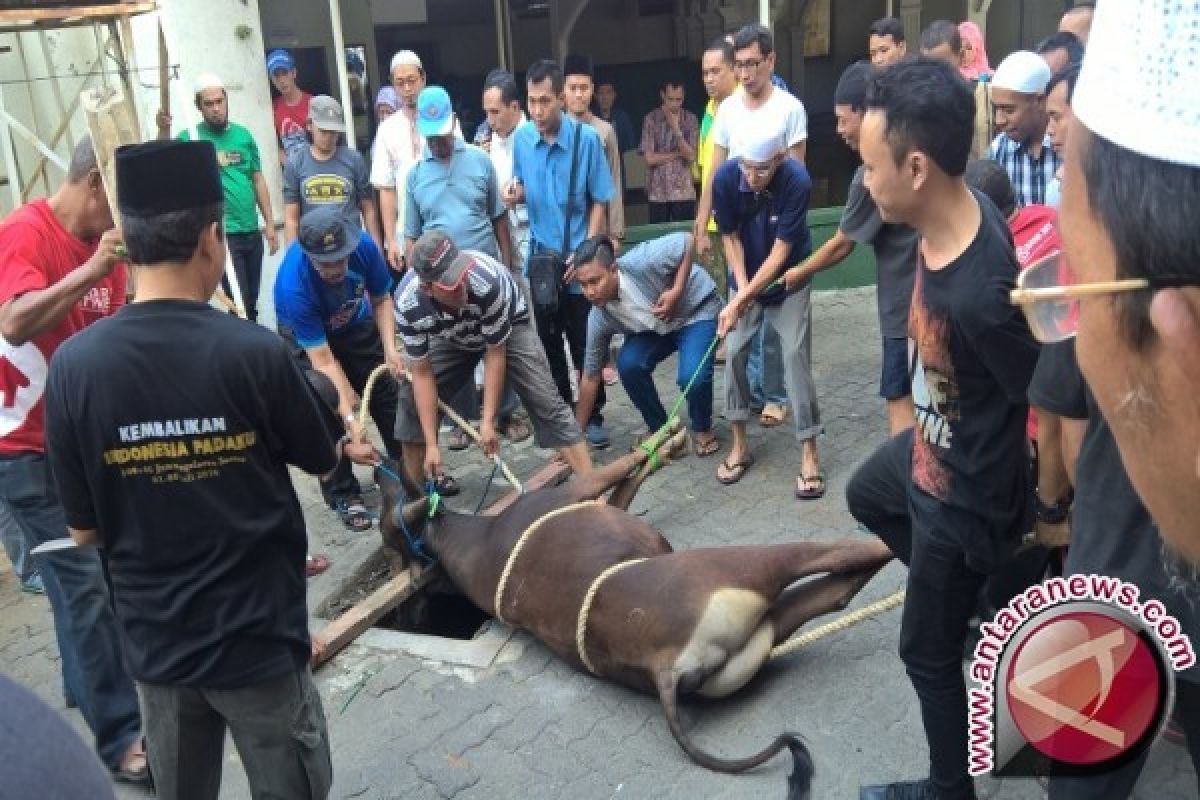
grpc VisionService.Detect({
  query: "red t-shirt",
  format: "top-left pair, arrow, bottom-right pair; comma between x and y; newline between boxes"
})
0,200 -> 127,454
1009,204 -> 1062,441
273,92 -> 312,158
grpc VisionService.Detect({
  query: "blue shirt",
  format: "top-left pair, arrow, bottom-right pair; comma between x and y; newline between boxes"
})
274,232 -> 391,348
404,139 -> 505,258
712,157 -> 812,305
512,114 -> 614,273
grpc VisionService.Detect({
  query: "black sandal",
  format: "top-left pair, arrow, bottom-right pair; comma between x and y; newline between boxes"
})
434,473 -> 461,497
334,497 -> 372,531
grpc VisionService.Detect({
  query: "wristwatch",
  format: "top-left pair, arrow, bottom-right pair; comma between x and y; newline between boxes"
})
1034,489 -> 1073,524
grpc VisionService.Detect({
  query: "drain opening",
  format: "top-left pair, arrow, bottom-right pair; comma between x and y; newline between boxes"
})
375,591 -> 491,641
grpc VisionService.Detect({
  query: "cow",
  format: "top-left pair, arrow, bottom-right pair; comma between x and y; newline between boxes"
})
377,419 -> 895,799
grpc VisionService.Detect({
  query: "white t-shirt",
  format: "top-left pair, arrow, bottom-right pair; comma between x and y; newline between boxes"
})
711,85 -> 808,158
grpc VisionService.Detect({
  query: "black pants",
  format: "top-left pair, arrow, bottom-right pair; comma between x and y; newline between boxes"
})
225,232 -> 264,323
287,323 -> 403,507
535,292 -> 604,426
847,430 -> 994,800
647,200 -> 697,224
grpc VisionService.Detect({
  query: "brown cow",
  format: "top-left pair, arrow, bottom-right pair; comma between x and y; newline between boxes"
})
378,420 -> 894,799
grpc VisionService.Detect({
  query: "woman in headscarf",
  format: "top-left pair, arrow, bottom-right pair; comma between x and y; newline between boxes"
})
958,21 -> 992,81
375,86 -> 399,124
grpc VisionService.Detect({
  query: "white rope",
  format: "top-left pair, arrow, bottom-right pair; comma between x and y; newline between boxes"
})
575,557 -> 646,675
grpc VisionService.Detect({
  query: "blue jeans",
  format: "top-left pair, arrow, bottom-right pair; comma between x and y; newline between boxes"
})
0,500 -> 35,581
748,323 -> 788,409
0,453 -> 141,769
615,319 -> 717,434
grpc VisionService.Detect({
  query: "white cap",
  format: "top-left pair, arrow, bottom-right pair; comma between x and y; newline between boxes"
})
991,51 -> 1051,94
1074,0 -> 1200,169
740,129 -> 784,164
193,73 -> 224,94
390,50 -> 423,74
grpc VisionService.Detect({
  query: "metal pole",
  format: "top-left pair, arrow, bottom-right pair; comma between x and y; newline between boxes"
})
493,0 -> 508,71
327,0 -> 356,151
0,85 -> 23,209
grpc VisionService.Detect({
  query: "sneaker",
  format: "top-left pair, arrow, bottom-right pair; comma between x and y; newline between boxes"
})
586,421 -> 611,449
860,779 -> 938,800
20,573 -> 45,595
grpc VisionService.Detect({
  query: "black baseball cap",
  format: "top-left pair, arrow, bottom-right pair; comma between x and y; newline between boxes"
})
298,207 -> 359,263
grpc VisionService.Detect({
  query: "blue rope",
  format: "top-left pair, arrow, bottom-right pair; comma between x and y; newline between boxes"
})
374,460 -> 438,565
474,459 -> 500,514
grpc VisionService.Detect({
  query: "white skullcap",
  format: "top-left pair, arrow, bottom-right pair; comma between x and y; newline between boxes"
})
390,50 -> 423,73
1074,0 -> 1200,169
193,73 -> 224,94
740,130 -> 784,163
991,51 -> 1051,94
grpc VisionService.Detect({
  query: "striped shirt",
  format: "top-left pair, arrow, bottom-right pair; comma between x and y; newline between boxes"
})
988,132 -> 1060,208
394,251 -> 528,360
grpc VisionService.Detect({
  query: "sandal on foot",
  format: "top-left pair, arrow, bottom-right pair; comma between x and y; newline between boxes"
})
434,473 -> 461,497
305,554 -> 331,578
795,472 -> 826,500
334,498 -> 372,532
716,454 -> 755,485
502,416 -> 532,443
445,428 -> 470,451
692,434 -> 720,458
759,403 -> 788,428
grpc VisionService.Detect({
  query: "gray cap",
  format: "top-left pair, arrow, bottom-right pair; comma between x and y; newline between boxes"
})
411,230 -> 473,289
308,95 -> 346,133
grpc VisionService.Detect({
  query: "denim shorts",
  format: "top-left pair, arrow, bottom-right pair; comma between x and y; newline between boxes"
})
880,336 -> 911,400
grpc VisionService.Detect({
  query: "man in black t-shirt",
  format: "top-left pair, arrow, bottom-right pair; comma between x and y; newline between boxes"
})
846,60 -> 1040,800
43,140 -> 378,800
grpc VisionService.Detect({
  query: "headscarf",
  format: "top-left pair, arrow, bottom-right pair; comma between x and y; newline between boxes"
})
375,86 -> 399,112
958,21 -> 992,81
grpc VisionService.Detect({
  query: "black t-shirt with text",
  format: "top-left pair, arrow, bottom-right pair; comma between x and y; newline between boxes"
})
45,300 -> 338,689
908,189 -> 1040,566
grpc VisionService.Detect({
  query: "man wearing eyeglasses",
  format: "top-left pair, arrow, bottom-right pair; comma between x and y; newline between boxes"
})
846,59 -> 1040,800
393,230 -> 592,487
710,130 -> 821,494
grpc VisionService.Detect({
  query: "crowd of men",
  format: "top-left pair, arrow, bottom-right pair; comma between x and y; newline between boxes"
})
2,1 -> 1200,798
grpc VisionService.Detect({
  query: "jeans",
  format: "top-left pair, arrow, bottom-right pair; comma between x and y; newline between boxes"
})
226,231 -> 264,324
748,323 -> 788,409
139,669 -> 332,800
616,318 -> 717,434
846,430 -> 985,800
0,500 -> 35,582
0,453 -> 142,769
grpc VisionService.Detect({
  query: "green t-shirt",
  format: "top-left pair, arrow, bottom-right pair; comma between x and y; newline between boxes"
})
178,122 -> 262,234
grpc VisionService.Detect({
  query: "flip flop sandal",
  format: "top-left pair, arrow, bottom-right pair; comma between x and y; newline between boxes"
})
434,473 -> 461,497
445,428 -> 471,451
693,435 -> 721,458
716,454 -> 755,485
334,498 -> 372,532
795,473 -> 826,500
759,403 -> 789,427
305,554 -> 331,578
502,416 -> 533,443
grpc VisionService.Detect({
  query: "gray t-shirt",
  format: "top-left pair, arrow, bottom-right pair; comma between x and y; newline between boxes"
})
582,232 -> 722,377
283,145 -> 371,229
839,166 -> 919,339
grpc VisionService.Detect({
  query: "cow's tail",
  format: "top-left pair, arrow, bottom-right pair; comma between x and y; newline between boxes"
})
654,671 -> 813,800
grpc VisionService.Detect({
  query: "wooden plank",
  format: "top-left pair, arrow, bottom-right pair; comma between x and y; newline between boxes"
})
80,85 -> 138,223
0,3 -> 157,24
313,566 -> 437,670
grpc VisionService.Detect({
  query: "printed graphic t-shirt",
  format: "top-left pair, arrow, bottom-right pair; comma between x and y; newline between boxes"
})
283,145 -> 370,232
179,122 -> 262,234
44,300 -> 338,688
273,92 -> 312,160
908,190 -> 1040,552
273,232 -> 392,348
0,200 -> 127,455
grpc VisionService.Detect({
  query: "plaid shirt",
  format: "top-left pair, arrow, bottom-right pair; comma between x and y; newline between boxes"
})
988,133 -> 1060,208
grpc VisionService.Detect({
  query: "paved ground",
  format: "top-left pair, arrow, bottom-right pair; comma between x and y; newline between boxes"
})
1,288 -> 1194,799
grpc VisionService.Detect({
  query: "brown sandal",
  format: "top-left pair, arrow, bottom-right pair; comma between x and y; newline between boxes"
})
716,454 -> 754,485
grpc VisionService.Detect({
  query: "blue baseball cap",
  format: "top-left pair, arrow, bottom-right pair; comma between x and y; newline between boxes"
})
415,86 -> 454,137
266,49 -> 295,75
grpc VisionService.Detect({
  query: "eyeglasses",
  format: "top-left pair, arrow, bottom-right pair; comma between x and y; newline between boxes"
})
1009,252 -> 1193,343
733,58 -> 764,73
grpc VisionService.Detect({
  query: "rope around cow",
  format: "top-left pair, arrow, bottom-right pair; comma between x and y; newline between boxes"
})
357,353 -> 907,660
